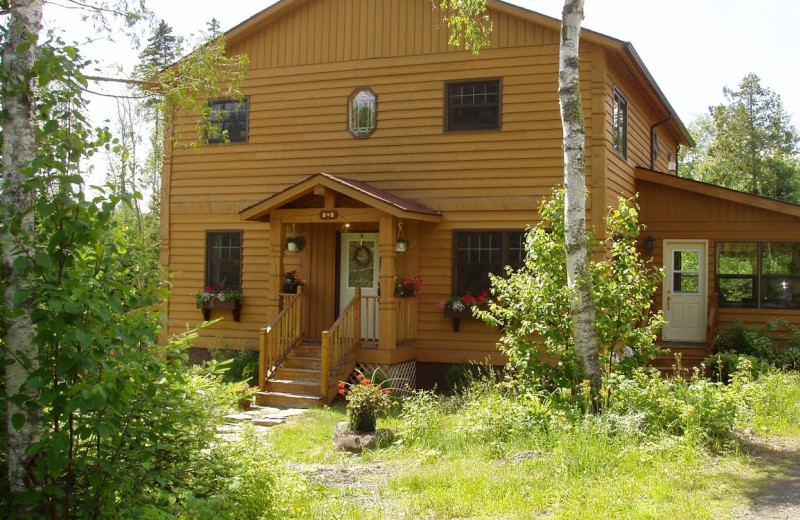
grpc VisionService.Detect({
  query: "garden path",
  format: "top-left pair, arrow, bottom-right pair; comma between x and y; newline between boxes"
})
736,433 -> 800,520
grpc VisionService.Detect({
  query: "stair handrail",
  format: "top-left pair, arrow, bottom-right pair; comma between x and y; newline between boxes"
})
259,287 -> 303,390
321,288 -> 361,399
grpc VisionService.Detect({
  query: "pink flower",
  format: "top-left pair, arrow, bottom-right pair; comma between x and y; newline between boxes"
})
438,300 -> 446,309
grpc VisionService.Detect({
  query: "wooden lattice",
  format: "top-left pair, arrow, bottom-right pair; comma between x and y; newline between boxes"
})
349,360 -> 416,395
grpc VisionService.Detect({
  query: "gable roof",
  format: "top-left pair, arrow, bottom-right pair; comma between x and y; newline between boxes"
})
635,167 -> 800,219
223,0 -> 693,147
240,172 -> 442,222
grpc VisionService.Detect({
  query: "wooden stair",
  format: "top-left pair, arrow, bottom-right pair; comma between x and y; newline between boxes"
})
257,342 -> 325,409
652,342 -> 710,375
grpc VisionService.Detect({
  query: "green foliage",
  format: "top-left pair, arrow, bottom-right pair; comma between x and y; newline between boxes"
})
713,319 -> 800,370
207,344 -> 259,385
439,0 -> 493,53
681,73 -> 800,203
478,190 -> 664,391
704,352 -> 769,384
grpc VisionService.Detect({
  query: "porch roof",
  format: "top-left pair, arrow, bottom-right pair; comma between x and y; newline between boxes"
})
239,172 -> 442,222
635,167 -> 800,219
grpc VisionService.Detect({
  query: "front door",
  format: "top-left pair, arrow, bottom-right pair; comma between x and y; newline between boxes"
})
662,240 -> 707,342
339,233 -> 379,339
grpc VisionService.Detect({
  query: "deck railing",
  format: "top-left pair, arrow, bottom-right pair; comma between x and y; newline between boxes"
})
396,296 -> 418,344
321,288 -> 362,399
259,289 -> 303,389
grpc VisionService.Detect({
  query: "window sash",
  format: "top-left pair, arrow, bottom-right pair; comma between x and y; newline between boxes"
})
206,231 -> 242,290
716,241 -> 800,309
207,98 -> 248,144
612,89 -> 627,159
445,80 -> 501,132
453,230 -> 524,297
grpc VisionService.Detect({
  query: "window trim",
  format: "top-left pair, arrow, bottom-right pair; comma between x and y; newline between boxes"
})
205,230 -> 243,291
612,87 -> 628,159
444,78 -> 502,133
206,97 -> 249,145
347,87 -> 378,138
452,229 -> 524,297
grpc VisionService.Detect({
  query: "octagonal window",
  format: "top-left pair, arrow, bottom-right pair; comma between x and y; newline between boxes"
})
348,88 -> 377,138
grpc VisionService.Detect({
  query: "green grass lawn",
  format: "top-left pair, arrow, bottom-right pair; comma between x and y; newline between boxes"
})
260,381 -> 799,520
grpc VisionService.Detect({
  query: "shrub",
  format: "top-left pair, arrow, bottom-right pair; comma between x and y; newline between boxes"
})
713,319 -> 800,371
208,343 -> 259,385
478,191 -> 664,393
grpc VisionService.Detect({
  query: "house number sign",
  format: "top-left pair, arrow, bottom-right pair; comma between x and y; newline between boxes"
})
320,210 -> 338,220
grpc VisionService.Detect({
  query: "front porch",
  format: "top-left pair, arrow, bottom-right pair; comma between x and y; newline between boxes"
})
238,173 -> 441,406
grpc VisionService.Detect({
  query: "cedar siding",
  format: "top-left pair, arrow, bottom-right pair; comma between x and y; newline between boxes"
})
161,0 -> 699,372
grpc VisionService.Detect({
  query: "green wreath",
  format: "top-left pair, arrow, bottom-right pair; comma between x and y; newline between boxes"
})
351,244 -> 372,268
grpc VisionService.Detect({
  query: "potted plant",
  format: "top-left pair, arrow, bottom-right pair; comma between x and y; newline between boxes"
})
235,382 -> 258,410
286,235 -> 306,252
394,275 -> 422,297
195,283 -> 243,322
283,270 -> 306,294
337,370 -> 394,432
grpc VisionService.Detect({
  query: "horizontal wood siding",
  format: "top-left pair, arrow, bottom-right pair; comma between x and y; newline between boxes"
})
163,1 -> 615,363
638,181 -> 800,333
604,53 -> 681,209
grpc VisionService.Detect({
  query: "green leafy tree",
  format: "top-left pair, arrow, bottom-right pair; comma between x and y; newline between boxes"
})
682,73 -> 800,203
478,191 -> 664,391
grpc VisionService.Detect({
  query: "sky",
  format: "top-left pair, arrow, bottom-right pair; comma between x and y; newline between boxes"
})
49,0 -> 800,140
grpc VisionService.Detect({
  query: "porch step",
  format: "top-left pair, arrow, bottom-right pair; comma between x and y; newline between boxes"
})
281,356 -> 322,370
291,343 -> 322,358
273,366 -> 321,381
256,391 -> 323,409
265,378 -> 321,395
652,343 -> 710,373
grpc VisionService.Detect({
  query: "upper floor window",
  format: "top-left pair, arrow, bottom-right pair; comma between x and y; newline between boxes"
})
453,230 -> 524,297
207,98 -> 248,144
717,241 -> 800,309
348,87 -> 377,138
445,79 -> 501,132
612,89 -> 627,159
206,231 -> 242,290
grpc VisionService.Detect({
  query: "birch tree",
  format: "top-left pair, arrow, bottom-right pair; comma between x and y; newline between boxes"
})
442,0 -> 602,398
558,0 -> 601,398
1,0 -> 45,497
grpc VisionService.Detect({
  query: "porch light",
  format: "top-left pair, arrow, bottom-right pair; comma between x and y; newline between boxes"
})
644,235 -> 655,253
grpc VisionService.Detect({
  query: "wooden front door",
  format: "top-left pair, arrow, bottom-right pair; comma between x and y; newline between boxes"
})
662,240 -> 707,342
339,232 -> 379,339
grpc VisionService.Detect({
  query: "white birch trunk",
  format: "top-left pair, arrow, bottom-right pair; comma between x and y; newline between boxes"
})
559,0 -> 602,397
2,0 -> 44,495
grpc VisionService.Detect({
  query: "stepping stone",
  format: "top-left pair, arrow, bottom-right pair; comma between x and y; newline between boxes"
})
223,413 -> 253,422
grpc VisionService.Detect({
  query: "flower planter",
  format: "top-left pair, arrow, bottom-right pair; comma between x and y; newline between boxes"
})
443,308 -> 474,332
201,299 -> 242,322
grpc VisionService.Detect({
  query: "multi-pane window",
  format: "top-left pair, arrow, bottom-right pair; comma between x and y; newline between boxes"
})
206,231 -> 242,290
453,231 -> 524,296
207,98 -> 248,144
445,79 -> 501,132
348,88 -> 377,138
612,89 -> 627,159
716,242 -> 800,309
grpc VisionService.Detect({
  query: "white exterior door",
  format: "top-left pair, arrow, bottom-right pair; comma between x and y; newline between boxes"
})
339,233 -> 379,339
662,240 -> 707,342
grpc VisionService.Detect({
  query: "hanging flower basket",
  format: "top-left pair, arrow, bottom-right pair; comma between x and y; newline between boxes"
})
286,236 -> 306,252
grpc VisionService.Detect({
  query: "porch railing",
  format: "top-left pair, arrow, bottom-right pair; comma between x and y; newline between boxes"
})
259,288 -> 303,390
396,296 -> 418,344
362,295 -> 379,343
321,288 -> 362,399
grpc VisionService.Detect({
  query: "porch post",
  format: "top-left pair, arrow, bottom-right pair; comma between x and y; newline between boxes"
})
378,214 -> 398,351
267,216 -> 285,323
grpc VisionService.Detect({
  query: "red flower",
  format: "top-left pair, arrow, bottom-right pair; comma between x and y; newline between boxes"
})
481,291 -> 489,298
217,282 -> 224,288
384,389 -> 391,395
461,295 -> 475,305
477,295 -> 485,304
206,287 -> 213,293
362,378 -> 371,385
338,388 -> 346,395
338,382 -> 346,389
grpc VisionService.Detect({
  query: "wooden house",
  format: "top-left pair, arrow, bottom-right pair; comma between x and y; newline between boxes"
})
160,0 -> 800,406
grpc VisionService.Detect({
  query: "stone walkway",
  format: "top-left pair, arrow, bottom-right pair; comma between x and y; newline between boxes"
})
217,405 -> 309,440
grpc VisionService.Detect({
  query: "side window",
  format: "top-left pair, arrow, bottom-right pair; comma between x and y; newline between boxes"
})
207,98 -> 249,144
348,87 -> 377,138
453,231 -> 524,296
612,88 -> 628,159
206,231 -> 242,290
445,79 -> 501,132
